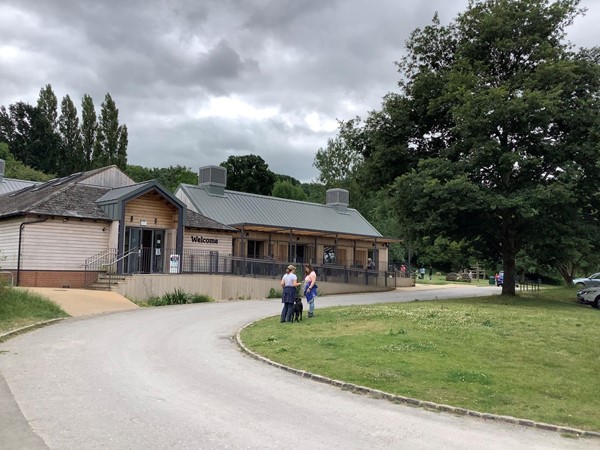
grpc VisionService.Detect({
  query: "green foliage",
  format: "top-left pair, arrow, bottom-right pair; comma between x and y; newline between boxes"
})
143,290 -> 214,306
162,288 -> 189,305
0,287 -> 69,335
314,118 -> 364,186
241,287 -> 600,431
80,94 -> 97,169
0,143 -> 54,181
320,0 -> 600,295
58,94 -> 83,175
220,154 -> 276,195
267,288 -> 282,298
1,87 -> 128,175
189,294 -> 214,303
125,164 -> 197,193
271,180 -> 307,201
36,84 -> 58,130
300,182 -> 326,204
94,93 -> 123,169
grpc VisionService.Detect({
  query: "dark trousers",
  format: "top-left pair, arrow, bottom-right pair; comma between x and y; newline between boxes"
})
281,303 -> 294,322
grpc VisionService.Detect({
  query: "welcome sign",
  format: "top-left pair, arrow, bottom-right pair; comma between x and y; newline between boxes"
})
190,236 -> 219,244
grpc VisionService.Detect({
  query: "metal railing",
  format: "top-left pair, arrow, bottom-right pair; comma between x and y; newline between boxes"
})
83,249 -> 117,288
82,247 -> 397,289
170,249 -> 397,288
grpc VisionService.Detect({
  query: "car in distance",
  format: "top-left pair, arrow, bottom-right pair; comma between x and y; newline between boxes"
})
576,286 -> 600,309
572,272 -> 600,288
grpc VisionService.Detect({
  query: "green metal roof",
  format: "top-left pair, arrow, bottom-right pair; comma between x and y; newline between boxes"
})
176,184 -> 384,240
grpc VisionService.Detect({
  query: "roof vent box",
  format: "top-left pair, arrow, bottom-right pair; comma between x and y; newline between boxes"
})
326,188 -> 349,212
198,166 -> 227,195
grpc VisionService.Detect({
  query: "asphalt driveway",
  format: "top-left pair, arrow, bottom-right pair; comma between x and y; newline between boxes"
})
1,286 -> 597,449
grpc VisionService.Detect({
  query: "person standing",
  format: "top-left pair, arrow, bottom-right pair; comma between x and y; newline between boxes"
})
303,264 -> 318,318
280,265 -> 300,323
429,266 -> 433,280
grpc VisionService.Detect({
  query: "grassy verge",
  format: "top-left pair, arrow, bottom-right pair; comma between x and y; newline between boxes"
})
0,286 -> 69,335
240,286 -> 599,432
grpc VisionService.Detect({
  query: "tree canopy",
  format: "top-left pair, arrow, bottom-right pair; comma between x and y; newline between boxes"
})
220,154 -> 276,196
0,86 -> 128,176
317,0 -> 600,294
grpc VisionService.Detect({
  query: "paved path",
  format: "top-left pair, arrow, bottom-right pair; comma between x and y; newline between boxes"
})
1,286 -> 597,449
19,287 -> 138,316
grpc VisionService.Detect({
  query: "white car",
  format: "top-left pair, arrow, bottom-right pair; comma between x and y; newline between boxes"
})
572,272 -> 600,288
576,286 -> 600,309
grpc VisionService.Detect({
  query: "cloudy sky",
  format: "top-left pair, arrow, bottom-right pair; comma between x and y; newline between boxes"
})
1,0 -> 598,182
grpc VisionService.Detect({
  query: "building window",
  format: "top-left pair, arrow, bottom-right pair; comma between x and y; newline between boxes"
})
323,246 -> 336,264
247,240 -> 263,258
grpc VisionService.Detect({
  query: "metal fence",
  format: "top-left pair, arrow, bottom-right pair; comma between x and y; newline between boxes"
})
83,248 -> 398,288
171,249 -> 397,287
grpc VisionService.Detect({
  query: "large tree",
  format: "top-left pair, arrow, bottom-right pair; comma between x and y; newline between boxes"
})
220,154 -> 276,195
0,101 -> 60,174
391,0 -> 600,294
80,94 -> 97,170
319,0 -> 600,294
58,94 -> 83,175
37,84 -> 58,131
94,93 -> 123,169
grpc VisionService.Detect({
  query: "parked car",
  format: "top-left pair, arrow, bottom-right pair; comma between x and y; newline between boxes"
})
576,286 -> 600,308
572,272 -> 600,288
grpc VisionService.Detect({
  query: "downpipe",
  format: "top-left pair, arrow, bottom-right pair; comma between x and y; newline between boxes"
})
17,217 -> 48,286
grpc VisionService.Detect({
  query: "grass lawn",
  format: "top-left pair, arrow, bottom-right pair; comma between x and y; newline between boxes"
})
0,286 -> 69,336
240,286 -> 600,432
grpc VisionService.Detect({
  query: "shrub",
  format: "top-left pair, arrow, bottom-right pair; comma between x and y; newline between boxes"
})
189,294 -> 213,303
145,297 -> 167,306
162,288 -> 189,305
268,288 -> 282,298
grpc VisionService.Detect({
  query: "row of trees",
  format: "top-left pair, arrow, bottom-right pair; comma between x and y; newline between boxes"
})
0,85 -> 128,177
126,154 -> 326,203
314,0 -> 600,294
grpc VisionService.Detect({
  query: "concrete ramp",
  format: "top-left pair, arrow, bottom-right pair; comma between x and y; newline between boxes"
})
18,288 -> 138,317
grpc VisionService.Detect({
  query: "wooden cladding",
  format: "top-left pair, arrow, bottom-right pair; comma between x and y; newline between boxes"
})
125,192 -> 178,229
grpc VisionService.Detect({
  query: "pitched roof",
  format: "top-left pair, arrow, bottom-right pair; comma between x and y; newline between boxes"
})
176,184 -> 385,240
0,171 -> 112,220
185,210 -> 237,232
0,178 -> 41,195
0,168 -> 236,233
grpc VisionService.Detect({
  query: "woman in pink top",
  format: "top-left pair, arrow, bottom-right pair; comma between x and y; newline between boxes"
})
303,264 -> 318,318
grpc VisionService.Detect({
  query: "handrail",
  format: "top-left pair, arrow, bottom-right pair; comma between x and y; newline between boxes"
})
83,247 -> 139,289
83,249 -> 117,268
111,247 -> 139,266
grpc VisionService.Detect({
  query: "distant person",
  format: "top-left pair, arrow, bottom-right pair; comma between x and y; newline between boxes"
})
429,266 -> 433,280
367,258 -> 376,270
400,264 -> 407,277
304,264 -> 318,318
280,265 -> 300,323
419,266 -> 425,279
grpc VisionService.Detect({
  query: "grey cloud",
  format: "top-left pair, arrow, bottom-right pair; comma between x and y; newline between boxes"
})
1,0 -> 598,183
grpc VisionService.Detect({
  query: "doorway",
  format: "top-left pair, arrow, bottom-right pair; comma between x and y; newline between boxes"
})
125,228 -> 165,274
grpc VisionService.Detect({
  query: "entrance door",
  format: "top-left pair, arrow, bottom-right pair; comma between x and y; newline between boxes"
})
125,227 -> 165,274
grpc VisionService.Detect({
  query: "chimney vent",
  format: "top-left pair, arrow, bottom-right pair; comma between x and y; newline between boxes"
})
198,165 -> 227,196
326,188 -> 349,213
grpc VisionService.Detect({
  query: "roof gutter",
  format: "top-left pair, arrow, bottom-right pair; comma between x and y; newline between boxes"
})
17,216 -> 48,286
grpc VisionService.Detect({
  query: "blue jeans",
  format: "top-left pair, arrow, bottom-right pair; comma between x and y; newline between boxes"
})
281,302 -> 294,322
307,297 -> 315,315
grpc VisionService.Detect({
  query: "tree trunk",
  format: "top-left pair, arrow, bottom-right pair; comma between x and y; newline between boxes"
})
501,217 -> 517,296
